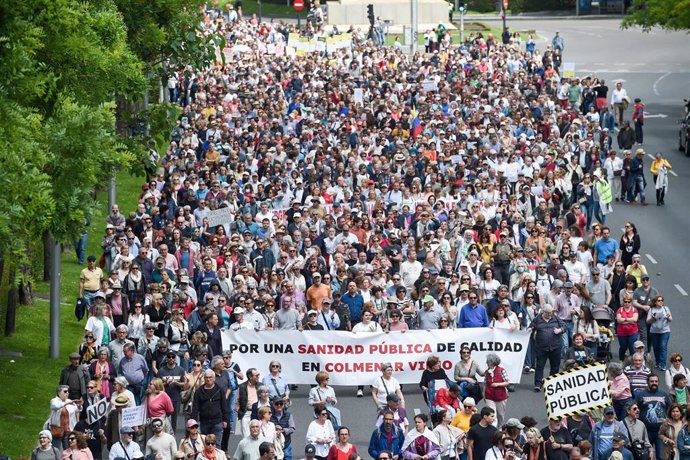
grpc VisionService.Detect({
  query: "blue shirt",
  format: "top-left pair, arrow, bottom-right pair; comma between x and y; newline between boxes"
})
459,303 -> 490,328
594,238 -> 619,264
341,292 -> 364,323
118,353 -> 149,385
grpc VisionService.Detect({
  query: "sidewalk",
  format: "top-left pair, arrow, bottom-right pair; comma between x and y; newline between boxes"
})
453,11 -> 624,21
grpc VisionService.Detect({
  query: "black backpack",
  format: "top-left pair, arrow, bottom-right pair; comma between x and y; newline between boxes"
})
75,298 -> 86,321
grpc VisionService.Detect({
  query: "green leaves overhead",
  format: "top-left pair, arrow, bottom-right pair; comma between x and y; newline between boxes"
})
622,0 -> 690,31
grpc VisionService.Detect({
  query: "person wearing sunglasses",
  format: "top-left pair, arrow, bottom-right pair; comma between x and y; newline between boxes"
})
145,417 -> 177,460
62,432 -> 92,460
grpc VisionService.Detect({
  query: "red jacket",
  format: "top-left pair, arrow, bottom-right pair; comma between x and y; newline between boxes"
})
485,366 -> 509,402
433,387 -> 461,411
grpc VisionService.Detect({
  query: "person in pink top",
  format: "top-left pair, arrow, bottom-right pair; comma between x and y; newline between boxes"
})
387,309 -> 409,332
145,378 -> 175,434
608,361 -> 633,420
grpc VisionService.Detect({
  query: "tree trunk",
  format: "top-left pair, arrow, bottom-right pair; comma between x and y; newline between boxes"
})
0,252 -> 4,285
19,241 -> 34,305
43,231 -> 51,281
5,269 -> 17,337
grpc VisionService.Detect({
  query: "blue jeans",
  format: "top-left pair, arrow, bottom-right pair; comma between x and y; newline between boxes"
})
283,443 -> 293,460
227,390 -> 238,433
618,333 -> 640,361
524,336 -> 536,369
627,175 -> 646,202
650,332 -> 670,370
200,421 -> 223,447
74,232 -> 87,265
613,397 -> 632,421
562,321 -> 574,358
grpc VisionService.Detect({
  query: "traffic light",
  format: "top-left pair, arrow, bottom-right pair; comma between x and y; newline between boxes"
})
367,4 -> 375,25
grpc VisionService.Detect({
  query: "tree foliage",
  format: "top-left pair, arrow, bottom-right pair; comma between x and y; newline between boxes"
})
622,0 -> 690,31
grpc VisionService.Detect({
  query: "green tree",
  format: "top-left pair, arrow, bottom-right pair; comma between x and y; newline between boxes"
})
622,0 -> 690,31
0,0 -> 144,333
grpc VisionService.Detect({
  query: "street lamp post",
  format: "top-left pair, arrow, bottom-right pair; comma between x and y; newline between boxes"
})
411,0 -> 418,55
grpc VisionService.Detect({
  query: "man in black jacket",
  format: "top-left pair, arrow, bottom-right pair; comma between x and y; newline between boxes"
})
237,368 -> 260,437
191,369 -> 228,448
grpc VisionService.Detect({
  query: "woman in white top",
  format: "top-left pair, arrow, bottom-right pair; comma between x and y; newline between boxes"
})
351,310 -> 383,333
665,353 -> 690,392
371,363 -> 405,409
490,305 -> 519,331
308,371 -> 338,408
306,405 -> 335,459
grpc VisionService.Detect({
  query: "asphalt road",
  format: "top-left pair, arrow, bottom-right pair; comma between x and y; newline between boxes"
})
221,20 -> 690,458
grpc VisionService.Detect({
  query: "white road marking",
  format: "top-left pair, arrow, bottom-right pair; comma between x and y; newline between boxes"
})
675,284 -> 688,296
646,254 -> 657,264
670,170 -> 678,177
653,72 -> 671,96
413,408 -> 421,415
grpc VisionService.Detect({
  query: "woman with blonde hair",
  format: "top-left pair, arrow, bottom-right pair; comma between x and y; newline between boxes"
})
523,427 -> 547,460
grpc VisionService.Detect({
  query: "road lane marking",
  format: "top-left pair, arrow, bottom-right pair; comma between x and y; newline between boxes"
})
413,408 -> 421,415
670,170 -> 678,177
646,254 -> 657,264
653,72 -> 671,96
675,284 -> 688,296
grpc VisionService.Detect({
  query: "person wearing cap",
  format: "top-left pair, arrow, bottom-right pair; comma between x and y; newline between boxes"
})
79,255 -> 104,310
631,273 -> 658,349
33,430 -> 61,460
179,419 -> 206,458
625,254 -> 648,287
303,309 -> 325,330
269,395 -> 296,459
303,443 -> 317,460
229,307 -> 253,332
417,294 -> 444,330
502,418 -> 526,456
158,350 -> 186,433
59,352 -> 89,402
555,279 -> 582,355
108,425 -> 142,460
306,272 -> 331,311
590,406 -> 628,460
375,393 -> 410,433
314,298 -> 340,331
145,416 -> 177,460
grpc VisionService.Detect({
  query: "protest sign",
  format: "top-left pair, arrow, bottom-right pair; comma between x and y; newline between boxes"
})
222,329 -> 529,385
206,207 -> 235,227
86,399 -> 109,425
543,362 -> 611,420
563,62 -> 576,79
121,405 -> 146,428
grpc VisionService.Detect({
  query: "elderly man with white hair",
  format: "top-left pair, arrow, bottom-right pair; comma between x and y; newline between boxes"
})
528,304 -> 566,392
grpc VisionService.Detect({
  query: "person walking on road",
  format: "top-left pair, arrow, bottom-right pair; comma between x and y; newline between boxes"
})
632,98 -> 645,145
650,153 -> 672,206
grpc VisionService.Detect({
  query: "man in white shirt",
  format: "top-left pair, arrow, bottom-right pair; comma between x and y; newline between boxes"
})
610,81 -> 628,127
109,426 -> 142,460
604,150 -> 624,201
400,249 -> 423,292
145,418 -> 177,460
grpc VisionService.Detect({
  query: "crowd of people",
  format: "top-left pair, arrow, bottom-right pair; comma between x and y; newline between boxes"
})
33,3 -> 685,460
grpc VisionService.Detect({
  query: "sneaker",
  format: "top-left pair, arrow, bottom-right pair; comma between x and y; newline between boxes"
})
508,384 -> 516,392
529,368 -> 535,373
356,389 -> 363,397
533,386 -> 541,392
523,366 -> 530,374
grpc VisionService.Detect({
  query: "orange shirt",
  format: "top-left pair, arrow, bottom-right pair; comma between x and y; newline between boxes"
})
306,283 -> 331,310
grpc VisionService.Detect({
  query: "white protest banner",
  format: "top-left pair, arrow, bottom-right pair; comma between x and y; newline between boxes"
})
86,399 -> 109,425
353,88 -> 364,105
563,62 -> 576,79
206,207 -> 235,227
422,80 -> 438,92
121,405 -> 146,428
222,329 -> 529,386
543,363 -> 611,420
